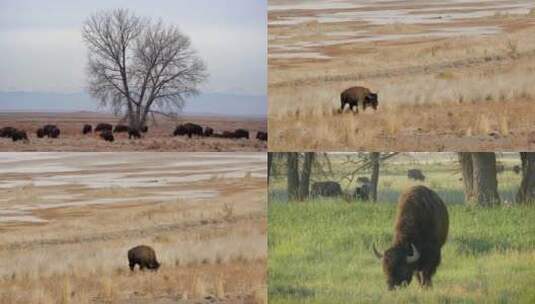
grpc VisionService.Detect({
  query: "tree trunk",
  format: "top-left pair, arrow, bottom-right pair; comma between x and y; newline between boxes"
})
268,152 -> 273,184
287,153 -> 299,201
298,153 -> 315,201
516,152 -> 535,204
370,152 -> 380,202
458,152 -> 475,202
472,152 -> 500,206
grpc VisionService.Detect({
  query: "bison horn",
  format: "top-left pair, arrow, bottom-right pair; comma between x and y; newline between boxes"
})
406,244 -> 420,264
372,243 -> 383,259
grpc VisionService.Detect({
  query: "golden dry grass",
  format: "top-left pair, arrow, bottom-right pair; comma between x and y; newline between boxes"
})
268,2 -> 535,151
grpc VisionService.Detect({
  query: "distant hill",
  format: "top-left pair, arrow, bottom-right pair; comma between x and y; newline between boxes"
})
0,91 -> 266,117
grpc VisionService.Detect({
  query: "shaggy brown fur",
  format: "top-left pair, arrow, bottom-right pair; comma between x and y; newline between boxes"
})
128,245 -> 160,272
375,186 -> 448,290
311,181 -> 342,198
340,86 -> 378,113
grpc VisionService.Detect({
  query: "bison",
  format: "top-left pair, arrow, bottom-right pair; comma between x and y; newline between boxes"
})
99,130 -> 114,142
82,124 -> 92,135
128,245 -> 160,272
407,169 -> 425,181
11,130 -> 28,142
95,123 -> 113,133
173,123 -> 203,138
36,128 -> 45,138
113,125 -> 129,133
354,183 -> 370,201
256,131 -> 267,141
204,127 -> 214,137
128,128 -> 141,139
141,126 -> 148,133
233,129 -> 249,139
311,181 -> 343,198
340,86 -> 378,113
513,165 -> 521,174
49,127 -> 60,138
373,186 -> 449,290
0,127 -> 17,138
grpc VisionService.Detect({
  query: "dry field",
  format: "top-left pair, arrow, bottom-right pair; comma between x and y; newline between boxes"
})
0,112 -> 267,152
0,153 -> 267,303
268,0 -> 535,151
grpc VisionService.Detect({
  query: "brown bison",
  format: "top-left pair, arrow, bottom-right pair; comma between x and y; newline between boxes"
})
233,129 -> 249,139
173,123 -> 203,138
141,126 -> 148,133
128,245 -> 160,271
0,127 -> 17,138
340,86 -> 378,113
407,169 -> 425,181
11,130 -> 28,142
204,127 -> 214,137
36,128 -> 45,138
95,123 -> 113,133
128,128 -> 141,139
311,181 -> 343,198
373,186 -> 449,290
354,183 -> 370,201
82,124 -> 92,134
256,131 -> 267,141
99,130 -> 114,142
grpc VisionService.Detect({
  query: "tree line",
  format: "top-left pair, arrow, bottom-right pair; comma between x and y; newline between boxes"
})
269,152 -> 535,206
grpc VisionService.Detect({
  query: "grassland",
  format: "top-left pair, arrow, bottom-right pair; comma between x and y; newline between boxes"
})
268,0 -> 535,151
268,152 -> 534,303
0,153 -> 267,304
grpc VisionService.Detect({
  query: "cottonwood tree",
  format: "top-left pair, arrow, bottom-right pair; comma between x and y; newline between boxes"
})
82,9 -> 207,130
286,152 -> 315,201
516,152 -> 535,204
458,152 -> 500,206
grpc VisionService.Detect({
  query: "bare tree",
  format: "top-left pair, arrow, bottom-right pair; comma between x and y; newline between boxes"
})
516,152 -> 535,204
287,153 -> 299,201
298,153 -> 315,201
458,152 -> 500,206
370,152 -> 380,202
82,9 -> 207,130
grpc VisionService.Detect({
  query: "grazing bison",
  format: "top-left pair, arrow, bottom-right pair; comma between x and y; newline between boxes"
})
36,128 -> 45,138
95,123 -> 113,132
49,127 -> 60,138
128,245 -> 160,272
141,126 -> 148,133
204,127 -> 214,137
113,125 -> 129,133
11,130 -> 28,142
373,186 -> 449,290
407,169 -> 425,181
233,128 -> 249,139
128,128 -> 141,139
82,124 -> 92,134
222,131 -> 234,138
0,127 -> 18,138
340,86 -> 378,113
173,123 -> 203,138
354,183 -> 370,201
311,181 -> 343,198
99,130 -> 114,142
256,131 -> 268,141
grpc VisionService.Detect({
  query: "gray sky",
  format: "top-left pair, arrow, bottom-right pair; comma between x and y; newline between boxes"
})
0,0 -> 266,95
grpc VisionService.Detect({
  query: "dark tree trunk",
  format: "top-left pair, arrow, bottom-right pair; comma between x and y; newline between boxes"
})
287,152 -> 299,201
298,153 -> 315,201
268,152 -> 273,184
458,152 -> 475,202
516,152 -> 535,204
472,152 -> 500,206
370,152 -> 380,202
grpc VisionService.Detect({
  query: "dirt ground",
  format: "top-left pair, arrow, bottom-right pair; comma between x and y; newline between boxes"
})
0,153 -> 267,304
0,112 -> 267,152
268,0 -> 535,151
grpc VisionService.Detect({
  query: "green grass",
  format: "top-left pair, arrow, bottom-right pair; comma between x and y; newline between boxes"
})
268,200 -> 535,303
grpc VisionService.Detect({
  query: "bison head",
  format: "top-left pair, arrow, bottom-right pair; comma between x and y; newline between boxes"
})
149,260 -> 161,271
373,243 -> 419,290
366,93 -> 378,110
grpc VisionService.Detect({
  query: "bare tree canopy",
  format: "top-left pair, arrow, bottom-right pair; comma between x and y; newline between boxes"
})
82,9 -> 208,130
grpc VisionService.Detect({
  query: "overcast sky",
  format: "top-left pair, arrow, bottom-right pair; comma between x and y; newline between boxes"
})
0,0 -> 266,96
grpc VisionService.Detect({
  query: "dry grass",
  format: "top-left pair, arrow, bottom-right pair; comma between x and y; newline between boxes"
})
0,154 -> 267,303
268,4 -> 535,151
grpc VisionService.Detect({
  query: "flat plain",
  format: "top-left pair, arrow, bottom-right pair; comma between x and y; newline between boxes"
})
0,153 -> 267,303
0,112 -> 267,152
269,0 -> 535,151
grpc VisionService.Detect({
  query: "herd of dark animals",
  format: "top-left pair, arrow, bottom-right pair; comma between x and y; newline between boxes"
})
0,122 -> 267,143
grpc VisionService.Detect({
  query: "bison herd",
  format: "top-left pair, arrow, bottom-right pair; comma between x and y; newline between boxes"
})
0,122 -> 267,144
311,178 -> 372,202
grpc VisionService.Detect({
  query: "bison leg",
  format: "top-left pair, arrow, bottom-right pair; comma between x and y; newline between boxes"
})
129,262 -> 136,271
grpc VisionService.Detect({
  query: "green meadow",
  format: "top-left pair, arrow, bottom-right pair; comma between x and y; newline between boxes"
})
268,154 -> 535,303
